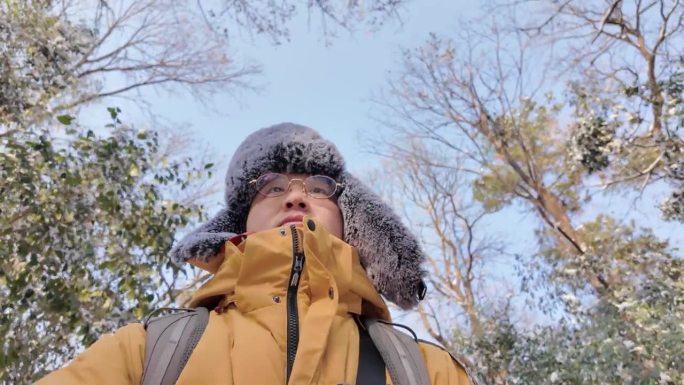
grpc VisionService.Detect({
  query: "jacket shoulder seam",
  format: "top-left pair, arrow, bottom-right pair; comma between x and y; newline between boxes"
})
417,339 -> 484,385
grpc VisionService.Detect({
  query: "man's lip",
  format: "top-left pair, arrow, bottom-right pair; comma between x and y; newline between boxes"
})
279,214 -> 305,226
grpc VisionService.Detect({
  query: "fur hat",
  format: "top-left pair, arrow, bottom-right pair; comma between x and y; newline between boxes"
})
171,123 -> 426,309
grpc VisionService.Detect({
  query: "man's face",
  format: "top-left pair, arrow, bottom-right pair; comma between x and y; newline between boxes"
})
245,173 -> 344,238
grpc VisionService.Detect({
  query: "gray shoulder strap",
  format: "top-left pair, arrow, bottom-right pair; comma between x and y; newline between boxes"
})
140,307 -> 209,385
363,318 -> 431,385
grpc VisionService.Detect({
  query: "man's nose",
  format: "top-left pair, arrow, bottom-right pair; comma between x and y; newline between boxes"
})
284,181 -> 307,209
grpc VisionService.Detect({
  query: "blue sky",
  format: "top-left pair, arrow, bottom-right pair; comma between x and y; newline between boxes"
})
129,0 -> 478,176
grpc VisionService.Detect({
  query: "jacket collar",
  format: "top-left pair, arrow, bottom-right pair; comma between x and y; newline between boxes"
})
188,218 -> 390,320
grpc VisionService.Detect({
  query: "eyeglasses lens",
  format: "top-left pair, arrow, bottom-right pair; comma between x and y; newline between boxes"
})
256,173 -> 288,197
305,175 -> 336,198
255,174 -> 337,198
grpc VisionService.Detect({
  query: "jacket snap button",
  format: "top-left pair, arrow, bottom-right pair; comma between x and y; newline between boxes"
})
279,229 -> 286,236
307,219 -> 316,231
328,287 -> 334,299
273,295 -> 281,303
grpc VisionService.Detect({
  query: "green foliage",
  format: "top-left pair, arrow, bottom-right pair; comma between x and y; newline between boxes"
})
56,114 -> 75,125
567,58 -> 684,222
472,166 -> 519,212
661,188 -> 684,222
0,113 -> 206,383
460,218 -> 683,385
660,135 -> 684,222
472,98 -> 583,214
0,1 -> 92,124
569,116 -> 615,173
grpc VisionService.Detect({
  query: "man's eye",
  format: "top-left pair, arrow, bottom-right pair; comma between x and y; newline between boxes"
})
268,186 -> 284,193
311,187 -> 325,194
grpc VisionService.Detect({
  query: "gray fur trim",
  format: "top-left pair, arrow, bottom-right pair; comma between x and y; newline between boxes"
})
169,209 -> 236,263
338,172 -> 426,309
170,123 -> 426,309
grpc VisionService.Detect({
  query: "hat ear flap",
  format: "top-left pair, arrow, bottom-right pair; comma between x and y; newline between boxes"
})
338,172 -> 426,309
170,208 -> 237,263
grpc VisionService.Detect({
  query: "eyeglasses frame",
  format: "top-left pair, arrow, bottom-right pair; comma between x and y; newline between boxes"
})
249,173 -> 345,199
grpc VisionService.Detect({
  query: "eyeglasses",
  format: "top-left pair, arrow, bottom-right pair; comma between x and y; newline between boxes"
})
249,173 -> 344,199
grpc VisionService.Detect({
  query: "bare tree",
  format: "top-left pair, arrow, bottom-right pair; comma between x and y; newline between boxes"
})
371,136 -> 511,350
512,0 -> 684,193
197,0 -> 406,44
377,23 -> 586,252
4,0 -> 409,120
377,0 -> 684,292
49,0 -> 258,111
372,3 -> 684,383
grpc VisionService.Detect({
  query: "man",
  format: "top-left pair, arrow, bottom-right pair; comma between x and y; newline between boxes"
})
37,123 -> 474,384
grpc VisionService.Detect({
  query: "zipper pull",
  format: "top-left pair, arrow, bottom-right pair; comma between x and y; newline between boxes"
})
290,254 -> 304,287
293,254 -> 304,272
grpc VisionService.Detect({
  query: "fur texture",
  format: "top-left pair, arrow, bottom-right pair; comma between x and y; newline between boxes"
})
170,123 -> 426,309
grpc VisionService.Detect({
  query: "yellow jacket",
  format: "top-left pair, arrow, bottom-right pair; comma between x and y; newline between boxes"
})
37,219 -> 471,385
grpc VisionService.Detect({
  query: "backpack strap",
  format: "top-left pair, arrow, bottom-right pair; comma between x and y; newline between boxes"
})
139,309 -> 475,385
355,317 -> 386,385
140,307 -> 209,385
363,318 -> 430,385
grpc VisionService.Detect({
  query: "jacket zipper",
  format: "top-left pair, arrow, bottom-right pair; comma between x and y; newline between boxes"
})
286,225 -> 305,383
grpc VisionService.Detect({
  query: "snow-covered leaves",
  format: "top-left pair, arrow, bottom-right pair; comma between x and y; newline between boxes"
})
0,113 -> 208,383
